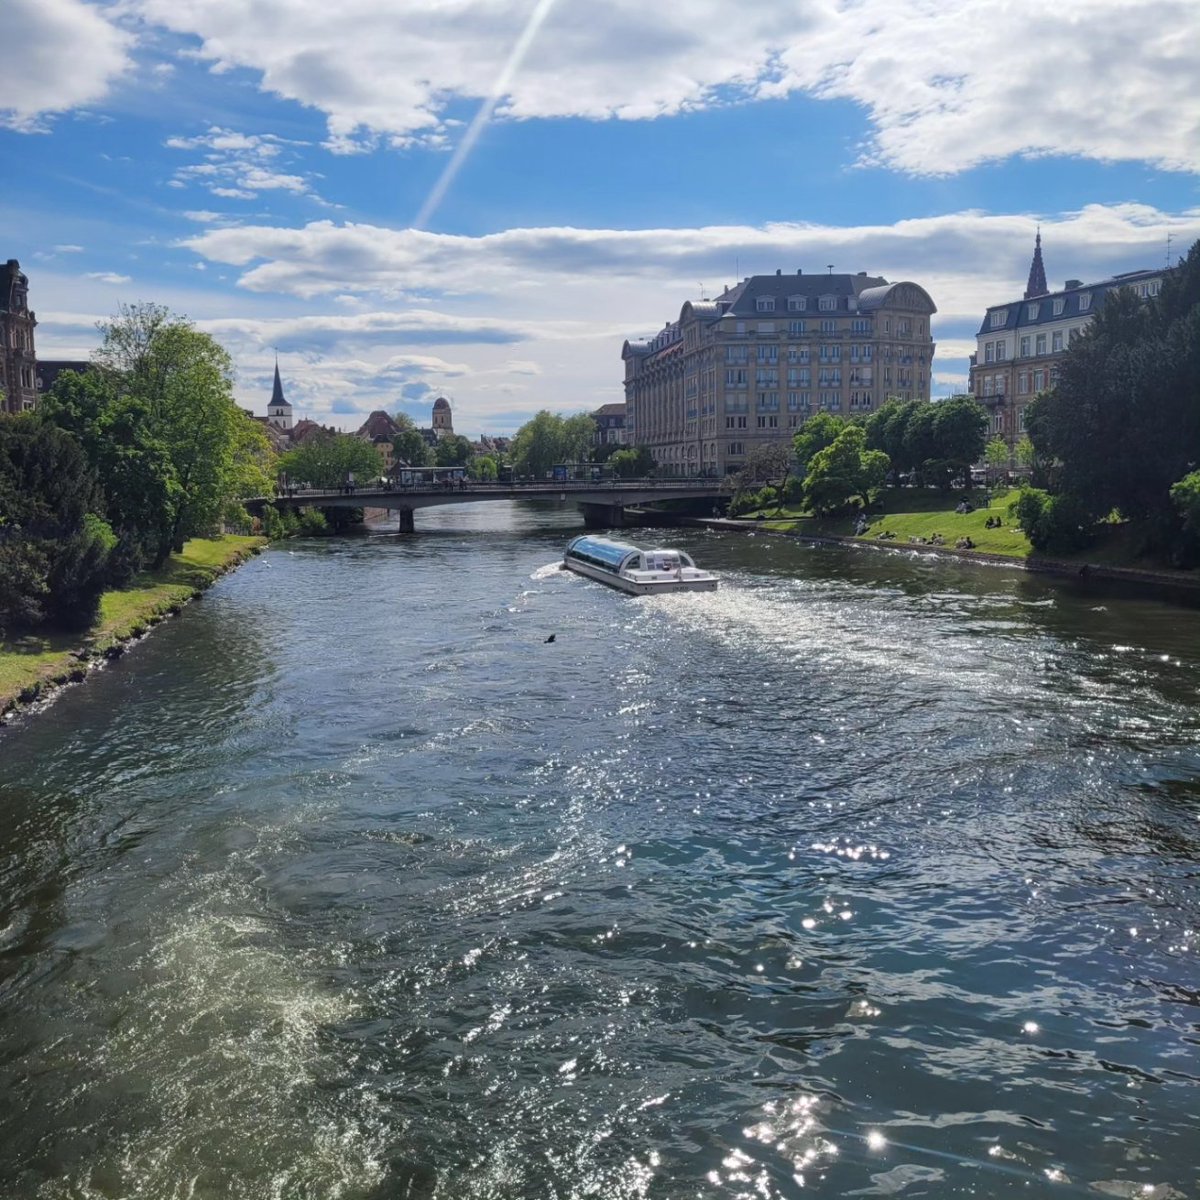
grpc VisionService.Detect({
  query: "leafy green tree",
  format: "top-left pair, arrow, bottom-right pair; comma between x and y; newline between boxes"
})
1014,435 -> 1036,469
392,413 -> 432,467
608,445 -> 655,478
468,455 -> 498,481
510,410 -> 595,477
984,437 -> 1010,481
0,415 -> 114,634
278,432 -> 383,489
433,433 -> 474,467
802,424 -> 890,514
92,303 -> 274,564
792,412 -> 845,473
1009,486 -> 1094,553
931,395 -> 988,487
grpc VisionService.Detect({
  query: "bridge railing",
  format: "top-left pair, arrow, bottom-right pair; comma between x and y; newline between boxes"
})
267,476 -> 725,500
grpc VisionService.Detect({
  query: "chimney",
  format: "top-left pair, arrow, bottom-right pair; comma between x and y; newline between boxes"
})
776,268 -> 782,276
1064,279 -> 1082,290
797,268 -> 802,275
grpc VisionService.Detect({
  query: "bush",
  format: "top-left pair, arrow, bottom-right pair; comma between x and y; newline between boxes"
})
1009,487 -> 1094,553
298,509 -> 329,536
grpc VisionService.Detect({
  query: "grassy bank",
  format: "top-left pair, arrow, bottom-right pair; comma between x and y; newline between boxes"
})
1,535 -> 266,717
744,488 -> 1033,558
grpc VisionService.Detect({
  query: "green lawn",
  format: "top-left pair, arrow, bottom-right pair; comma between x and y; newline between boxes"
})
742,488 -> 1034,558
1,535 -> 265,715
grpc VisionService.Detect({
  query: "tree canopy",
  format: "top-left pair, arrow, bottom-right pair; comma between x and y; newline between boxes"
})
392,412 -> 432,467
279,432 -> 383,489
510,411 -> 597,477
802,424 -> 890,514
864,395 -> 987,488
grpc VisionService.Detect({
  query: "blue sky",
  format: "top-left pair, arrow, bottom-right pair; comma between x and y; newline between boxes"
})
3,0 -> 1198,435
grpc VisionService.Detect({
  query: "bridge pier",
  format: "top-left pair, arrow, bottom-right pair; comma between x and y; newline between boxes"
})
579,502 -> 626,530
397,508 -> 415,534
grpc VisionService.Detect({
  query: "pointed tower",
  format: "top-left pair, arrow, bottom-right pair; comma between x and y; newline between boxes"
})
267,358 -> 293,432
1024,230 -> 1048,300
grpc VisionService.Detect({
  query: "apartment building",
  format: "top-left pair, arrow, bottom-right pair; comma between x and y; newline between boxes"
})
621,269 -> 936,475
969,235 -> 1167,448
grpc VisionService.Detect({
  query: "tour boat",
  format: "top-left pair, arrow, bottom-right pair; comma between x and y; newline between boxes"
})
563,535 -> 718,594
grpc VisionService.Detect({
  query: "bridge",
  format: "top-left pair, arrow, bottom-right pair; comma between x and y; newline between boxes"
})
246,478 -> 726,532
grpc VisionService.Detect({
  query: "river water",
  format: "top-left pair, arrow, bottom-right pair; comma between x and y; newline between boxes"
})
1,501 -> 1198,1200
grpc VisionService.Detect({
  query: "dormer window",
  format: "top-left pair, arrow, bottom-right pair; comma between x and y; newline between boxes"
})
989,309 -> 1006,328
818,296 -> 837,312
1026,303 -> 1039,320
1078,293 -> 1091,312
787,296 -> 806,312
756,297 -> 775,313
1052,298 -> 1065,315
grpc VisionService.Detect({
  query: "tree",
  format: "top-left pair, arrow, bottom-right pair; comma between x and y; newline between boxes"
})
984,437 -> 1010,482
392,413 -> 432,468
609,445 -> 655,478
0,415 -> 114,634
792,412 -> 845,473
279,432 -> 383,489
91,303 -> 274,564
510,411 -> 597,477
468,455 -> 498,481
930,395 -> 988,487
433,433 -> 474,468
802,424 -> 890,514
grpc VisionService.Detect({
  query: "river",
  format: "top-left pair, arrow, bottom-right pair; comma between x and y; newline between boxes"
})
1,501 -> 1198,1199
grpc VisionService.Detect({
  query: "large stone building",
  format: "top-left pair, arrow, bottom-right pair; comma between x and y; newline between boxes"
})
1,259 -> 38,414
622,269 -> 936,475
969,235 -> 1167,449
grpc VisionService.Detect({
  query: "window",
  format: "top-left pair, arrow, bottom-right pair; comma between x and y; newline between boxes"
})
725,347 -> 748,364
758,322 -> 775,335
818,296 -> 837,311
1019,335 -> 1031,357
1148,279 -> 1161,297
995,374 -> 1005,393
1035,333 -> 1047,355
725,369 -> 747,387
787,392 -> 810,411
788,320 -> 806,335
757,345 -> 778,363
989,309 -> 1007,328
820,319 -> 837,334
755,370 -> 778,386
898,319 -> 910,335
757,415 -> 779,428
984,342 -> 995,364
787,296 -> 807,312
852,318 -> 870,334
1053,298 -> 1065,315
758,392 -> 779,409
1051,331 -> 1063,352
756,297 -> 775,312
995,341 -> 1007,361
1033,369 -> 1047,391
1017,370 -> 1030,394
787,347 -> 810,364
1018,407 -> 1027,433
1078,293 -> 1092,312
1068,327 -> 1082,345
983,375 -> 995,396
728,442 -> 745,455
1026,303 -> 1039,320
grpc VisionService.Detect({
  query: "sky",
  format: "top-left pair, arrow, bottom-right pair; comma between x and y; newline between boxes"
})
2,0 -> 1198,438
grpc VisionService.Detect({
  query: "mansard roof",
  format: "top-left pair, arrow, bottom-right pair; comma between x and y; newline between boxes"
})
976,268 -> 1166,336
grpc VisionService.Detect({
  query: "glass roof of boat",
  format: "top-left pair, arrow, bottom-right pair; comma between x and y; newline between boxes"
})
566,536 -> 640,568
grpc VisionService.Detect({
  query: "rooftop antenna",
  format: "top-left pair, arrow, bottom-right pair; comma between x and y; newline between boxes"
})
735,256 -> 739,280
827,263 -> 834,275
699,281 -> 705,298
1166,232 -> 1173,269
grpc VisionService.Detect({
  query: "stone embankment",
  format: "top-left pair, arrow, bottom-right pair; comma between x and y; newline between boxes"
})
0,536 -> 266,724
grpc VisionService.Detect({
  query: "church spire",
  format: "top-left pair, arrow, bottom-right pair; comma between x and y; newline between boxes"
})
270,356 -> 290,408
1024,228 -> 1048,300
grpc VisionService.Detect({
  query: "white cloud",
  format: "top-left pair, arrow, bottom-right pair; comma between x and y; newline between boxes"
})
53,244 -> 85,254
0,0 -> 130,131
166,125 -> 324,202
84,271 -> 133,284
129,0 -> 1198,174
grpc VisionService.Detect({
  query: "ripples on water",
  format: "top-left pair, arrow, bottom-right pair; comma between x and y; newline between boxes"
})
1,501 -> 1198,1199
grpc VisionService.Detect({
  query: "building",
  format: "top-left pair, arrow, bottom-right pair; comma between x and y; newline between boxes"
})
356,411 -> 401,472
968,235 -> 1168,449
431,396 -> 453,439
266,360 -> 293,432
36,360 -> 91,396
593,402 -> 626,447
622,269 -> 936,476
1,259 -> 38,414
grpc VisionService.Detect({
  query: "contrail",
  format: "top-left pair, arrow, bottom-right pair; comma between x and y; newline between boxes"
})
413,0 -> 560,230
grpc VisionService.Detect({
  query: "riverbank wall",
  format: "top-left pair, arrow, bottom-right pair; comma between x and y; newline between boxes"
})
0,535 -> 267,723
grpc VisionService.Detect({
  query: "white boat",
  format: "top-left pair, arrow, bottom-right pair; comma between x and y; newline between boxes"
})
563,535 -> 718,594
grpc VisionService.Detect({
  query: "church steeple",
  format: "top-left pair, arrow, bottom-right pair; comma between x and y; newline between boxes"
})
1024,229 -> 1048,300
267,357 -> 293,432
